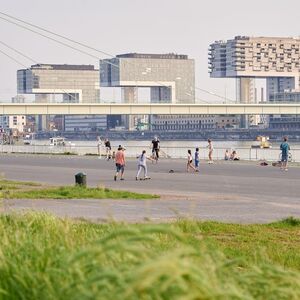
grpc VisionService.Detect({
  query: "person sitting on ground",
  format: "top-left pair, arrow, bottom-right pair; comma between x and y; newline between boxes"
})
187,149 -> 198,172
224,149 -> 230,161
230,150 -> 240,161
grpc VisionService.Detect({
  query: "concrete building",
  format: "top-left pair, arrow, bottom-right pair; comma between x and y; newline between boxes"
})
17,64 -> 100,102
215,115 -> 239,129
17,64 -> 106,131
152,115 -> 216,131
209,36 -> 300,128
8,115 -> 26,133
64,115 -> 107,132
12,95 -> 26,103
100,53 -> 195,129
0,116 -> 9,131
268,90 -> 300,128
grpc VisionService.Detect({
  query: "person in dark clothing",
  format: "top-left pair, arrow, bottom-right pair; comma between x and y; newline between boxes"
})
280,136 -> 290,171
151,137 -> 160,161
104,138 -> 112,160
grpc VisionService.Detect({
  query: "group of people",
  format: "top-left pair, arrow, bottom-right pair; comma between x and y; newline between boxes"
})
111,137 -> 160,181
224,149 -> 240,161
186,139 -> 213,172
99,135 -> 291,181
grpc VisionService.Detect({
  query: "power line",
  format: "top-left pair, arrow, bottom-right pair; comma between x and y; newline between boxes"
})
0,40 -> 38,64
0,11 -> 114,59
0,15 -> 103,62
0,11 -> 224,104
0,48 -> 27,68
195,87 -> 236,103
0,45 -> 84,102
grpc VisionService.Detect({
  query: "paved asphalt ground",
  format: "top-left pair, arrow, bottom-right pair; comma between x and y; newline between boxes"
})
1,154 -> 300,223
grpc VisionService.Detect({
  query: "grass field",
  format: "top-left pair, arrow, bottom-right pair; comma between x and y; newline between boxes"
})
0,213 -> 299,299
0,179 -> 158,199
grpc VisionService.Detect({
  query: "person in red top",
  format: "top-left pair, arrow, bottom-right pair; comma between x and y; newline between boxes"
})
114,146 -> 126,181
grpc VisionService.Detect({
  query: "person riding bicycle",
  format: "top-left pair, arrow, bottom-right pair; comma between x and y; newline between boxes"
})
151,136 -> 160,161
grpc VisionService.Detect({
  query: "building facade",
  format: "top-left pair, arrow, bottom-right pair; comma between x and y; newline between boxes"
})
100,53 -> 195,103
209,36 -> 300,128
8,115 -> 26,133
17,64 -> 106,131
100,53 -> 195,130
17,64 -> 100,103
151,115 -> 216,131
63,115 -> 107,132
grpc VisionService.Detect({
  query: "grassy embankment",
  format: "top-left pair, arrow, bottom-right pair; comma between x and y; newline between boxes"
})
0,179 -> 299,298
0,214 -> 299,299
0,179 -> 158,199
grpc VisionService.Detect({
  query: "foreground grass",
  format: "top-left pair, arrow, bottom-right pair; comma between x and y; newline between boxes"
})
0,214 -> 299,299
0,179 -> 158,199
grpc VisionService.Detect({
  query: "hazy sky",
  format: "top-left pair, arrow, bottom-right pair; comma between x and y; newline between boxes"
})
0,0 -> 300,102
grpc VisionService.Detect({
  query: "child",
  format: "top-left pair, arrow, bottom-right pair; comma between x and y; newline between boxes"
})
187,149 -> 198,172
207,139 -> 214,164
136,150 -> 153,180
195,147 -> 200,169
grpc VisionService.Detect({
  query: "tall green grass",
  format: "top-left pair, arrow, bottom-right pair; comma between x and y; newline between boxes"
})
0,214 -> 299,299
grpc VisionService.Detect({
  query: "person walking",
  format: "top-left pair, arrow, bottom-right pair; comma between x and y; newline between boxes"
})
136,150 -> 153,180
104,138 -> 112,160
151,136 -> 160,162
97,136 -> 102,159
187,149 -> 198,172
195,147 -> 200,170
280,136 -> 290,171
207,139 -> 214,164
114,146 -> 126,181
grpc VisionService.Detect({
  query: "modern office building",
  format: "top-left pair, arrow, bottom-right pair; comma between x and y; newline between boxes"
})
100,53 -> 195,130
17,64 -> 106,131
100,53 -> 195,103
268,89 -> 300,129
209,36 -> 300,127
63,115 -> 107,132
151,115 -> 216,131
17,64 -> 100,102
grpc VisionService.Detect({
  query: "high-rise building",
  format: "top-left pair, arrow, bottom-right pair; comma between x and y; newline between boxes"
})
17,64 -> 106,131
209,36 -> 300,128
100,53 -> 195,130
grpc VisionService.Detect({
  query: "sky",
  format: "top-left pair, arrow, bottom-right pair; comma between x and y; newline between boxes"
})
0,0 -> 300,102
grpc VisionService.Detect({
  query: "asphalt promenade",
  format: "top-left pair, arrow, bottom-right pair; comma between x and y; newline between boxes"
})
1,154 -> 300,223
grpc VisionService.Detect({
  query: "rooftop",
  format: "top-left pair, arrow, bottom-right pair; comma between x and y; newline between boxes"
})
30,64 -> 96,71
116,53 -> 188,59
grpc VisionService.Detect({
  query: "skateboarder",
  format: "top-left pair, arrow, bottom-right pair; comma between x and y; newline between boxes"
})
136,150 -> 154,180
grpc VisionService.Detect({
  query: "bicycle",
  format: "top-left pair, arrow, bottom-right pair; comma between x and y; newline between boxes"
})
151,148 -> 159,163
279,151 -> 293,162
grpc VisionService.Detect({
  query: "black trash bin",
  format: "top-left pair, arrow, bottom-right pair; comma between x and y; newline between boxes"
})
75,172 -> 87,187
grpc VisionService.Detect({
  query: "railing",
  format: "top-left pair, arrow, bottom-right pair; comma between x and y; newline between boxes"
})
0,144 -> 299,162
